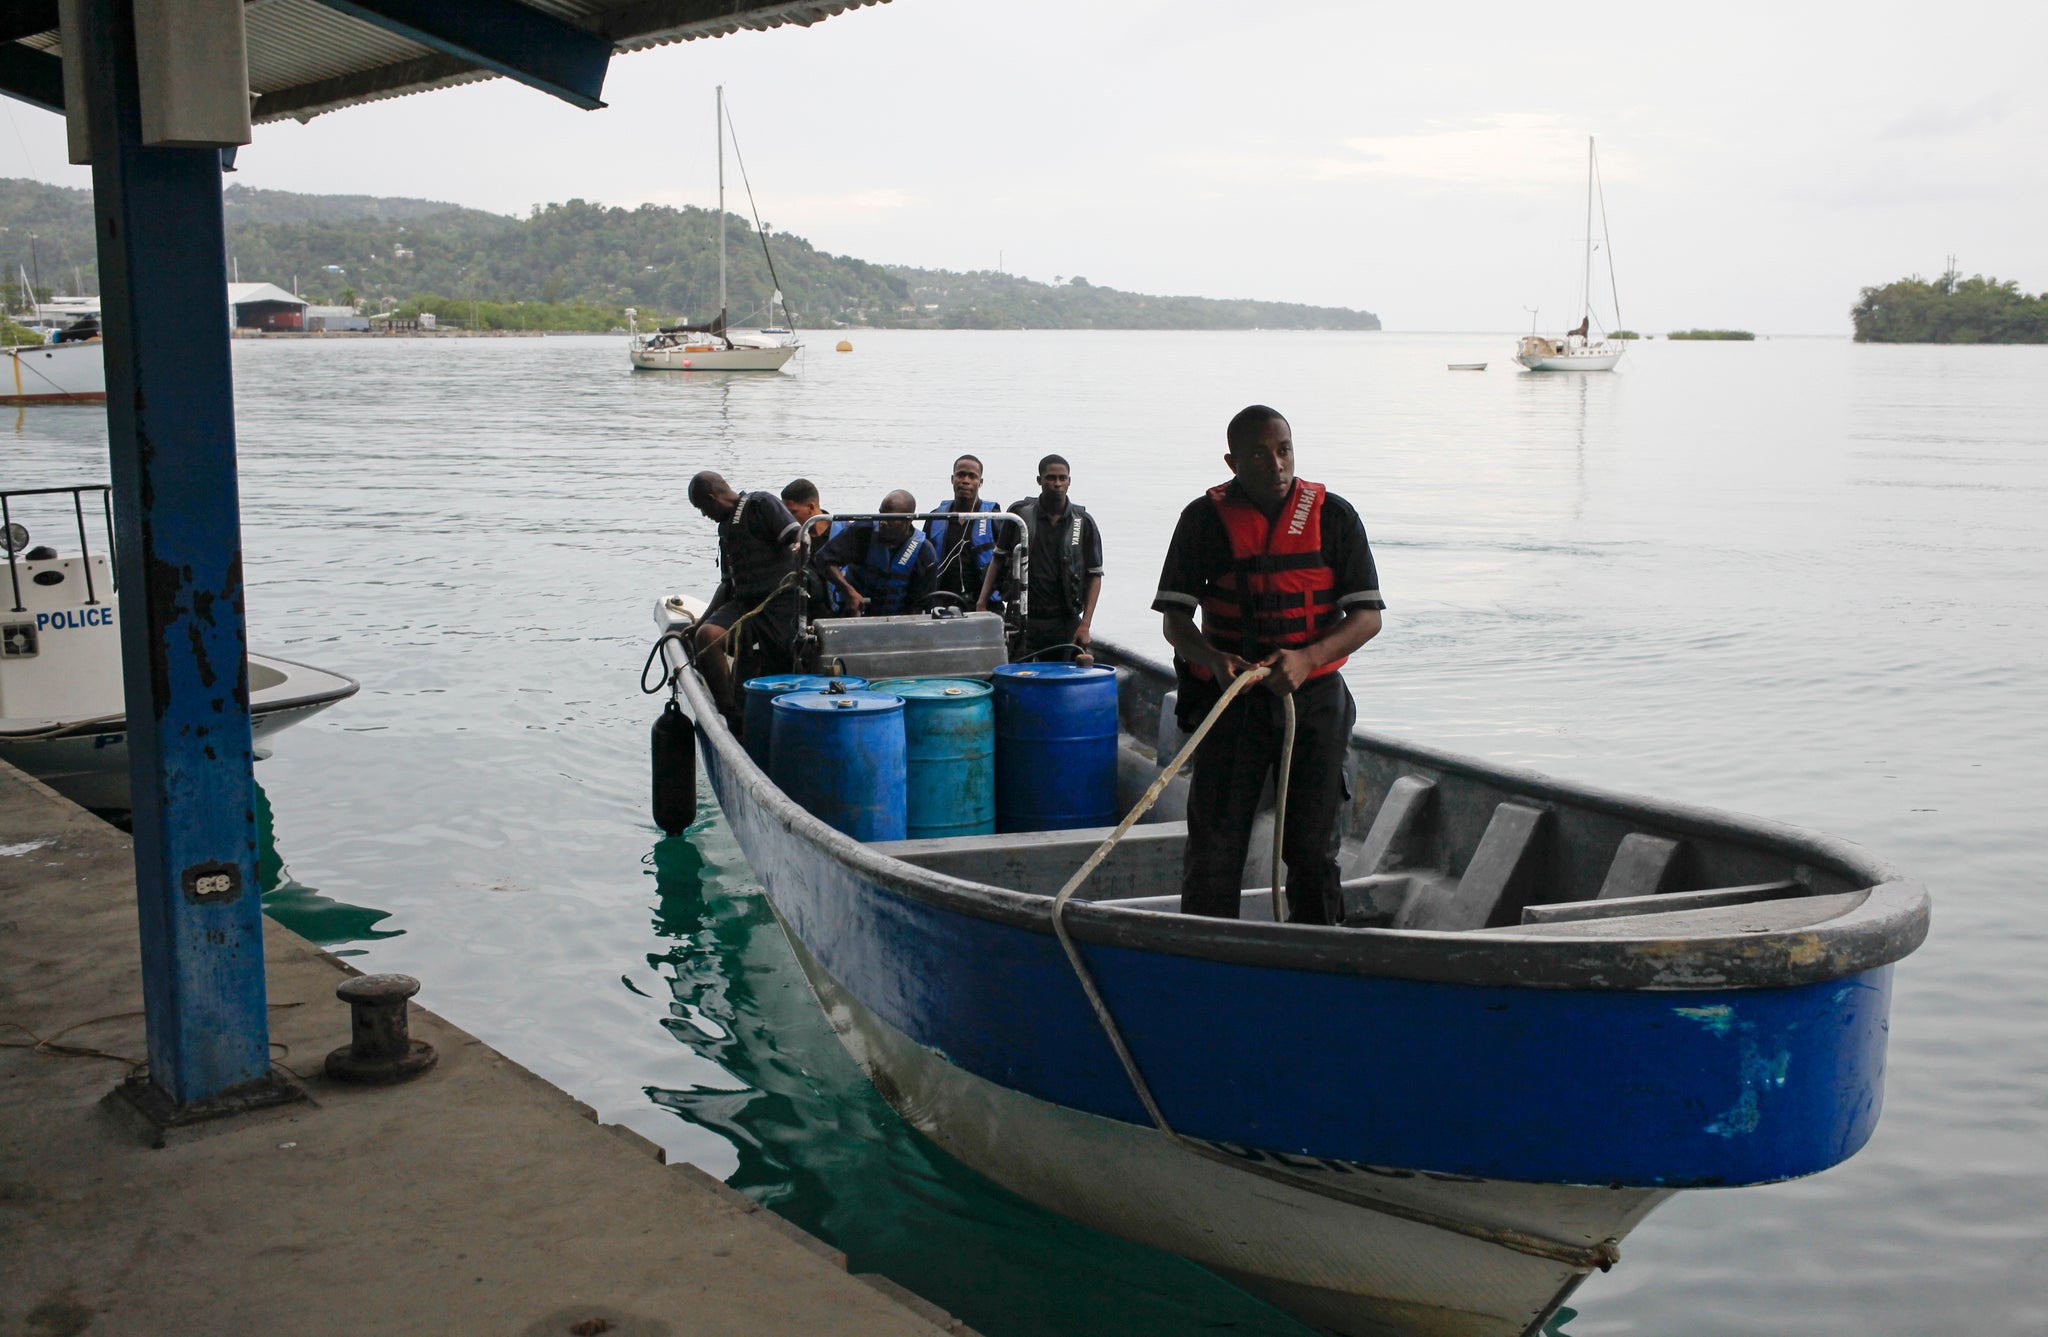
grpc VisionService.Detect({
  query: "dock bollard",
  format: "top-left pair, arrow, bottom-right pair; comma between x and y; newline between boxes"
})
325,973 -> 438,1084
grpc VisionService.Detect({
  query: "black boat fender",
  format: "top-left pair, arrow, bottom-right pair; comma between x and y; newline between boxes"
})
652,698 -> 696,837
643,624 -> 699,837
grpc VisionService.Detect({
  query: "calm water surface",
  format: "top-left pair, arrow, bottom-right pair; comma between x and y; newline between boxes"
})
10,331 -> 2044,1334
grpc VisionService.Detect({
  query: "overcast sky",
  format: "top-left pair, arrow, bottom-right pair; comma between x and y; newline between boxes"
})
2,0 -> 2041,332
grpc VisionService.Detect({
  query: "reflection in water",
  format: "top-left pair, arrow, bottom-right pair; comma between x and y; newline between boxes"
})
641,827 -> 1320,1337
255,781 -> 401,952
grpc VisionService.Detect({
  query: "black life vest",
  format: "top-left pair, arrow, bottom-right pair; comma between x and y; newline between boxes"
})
1014,498 -> 1090,616
720,491 -> 798,602
1190,478 -> 1346,682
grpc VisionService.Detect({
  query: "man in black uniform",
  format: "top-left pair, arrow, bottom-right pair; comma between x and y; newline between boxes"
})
980,454 -> 1103,661
1152,407 -> 1384,924
689,470 -> 801,724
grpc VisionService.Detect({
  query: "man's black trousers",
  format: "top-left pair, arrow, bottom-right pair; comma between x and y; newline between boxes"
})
1180,672 -> 1355,924
1018,614 -> 1081,662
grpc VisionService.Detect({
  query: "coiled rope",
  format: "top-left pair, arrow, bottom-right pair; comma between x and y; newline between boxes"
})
1045,666 -> 1619,1273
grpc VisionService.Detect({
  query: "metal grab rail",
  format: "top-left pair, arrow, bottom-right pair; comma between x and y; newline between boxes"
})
1,484 -> 116,614
797,509 -> 1032,627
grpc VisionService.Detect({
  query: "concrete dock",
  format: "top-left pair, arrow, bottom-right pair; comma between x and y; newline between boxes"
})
0,761 -> 974,1337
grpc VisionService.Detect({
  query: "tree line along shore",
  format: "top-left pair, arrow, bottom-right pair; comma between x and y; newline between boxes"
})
4,179 -> 2036,342
1853,271 -> 2048,344
0,178 -> 1378,334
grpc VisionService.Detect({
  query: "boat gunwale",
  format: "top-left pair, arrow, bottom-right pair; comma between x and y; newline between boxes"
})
676,633 -> 1929,992
0,651 -> 359,740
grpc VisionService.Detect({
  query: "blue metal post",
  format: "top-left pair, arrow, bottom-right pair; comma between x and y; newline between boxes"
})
76,0 -> 272,1107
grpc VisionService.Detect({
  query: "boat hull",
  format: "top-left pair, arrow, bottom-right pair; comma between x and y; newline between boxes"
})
3,340 -> 105,403
0,652 -> 358,810
699,718 -> 1896,1184
789,921 -> 1665,1336
630,342 -> 795,372
669,623 -> 1925,1335
1513,349 -> 1622,372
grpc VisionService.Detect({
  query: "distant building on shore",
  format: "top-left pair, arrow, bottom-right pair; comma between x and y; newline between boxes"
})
305,305 -> 369,332
228,282 -> 307,331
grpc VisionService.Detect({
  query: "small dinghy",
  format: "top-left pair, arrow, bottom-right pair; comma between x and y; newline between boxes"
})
0,485 -> 357,810
1449,362 -> 1488,371
647,533 -> 1928,1337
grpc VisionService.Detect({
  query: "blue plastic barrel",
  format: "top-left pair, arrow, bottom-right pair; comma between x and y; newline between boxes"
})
768,690 -> 907,841
740,674 -> 869,769
870,678 -> 995,840
991,663 -> 1120,833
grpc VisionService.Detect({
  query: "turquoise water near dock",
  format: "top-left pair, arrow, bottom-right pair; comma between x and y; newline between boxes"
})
11,331 -> 2044,1334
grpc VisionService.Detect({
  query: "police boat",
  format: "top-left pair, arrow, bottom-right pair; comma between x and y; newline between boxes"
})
0,485 -> 358,810
646,517 -> 1928,1337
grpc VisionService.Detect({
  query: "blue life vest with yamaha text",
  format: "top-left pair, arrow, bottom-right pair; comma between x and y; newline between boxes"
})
809,517 -> 851,613
926,499 -> 1001,604
852,525 -> 931,616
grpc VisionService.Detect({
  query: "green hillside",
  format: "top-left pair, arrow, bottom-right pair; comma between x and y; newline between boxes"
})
0,179 -> 1379,331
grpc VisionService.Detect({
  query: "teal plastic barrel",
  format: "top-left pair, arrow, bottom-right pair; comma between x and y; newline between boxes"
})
869,678 -> 995,840
768,690 -> 906,841
741,674 -> 868,768
991,663 -> 1120,833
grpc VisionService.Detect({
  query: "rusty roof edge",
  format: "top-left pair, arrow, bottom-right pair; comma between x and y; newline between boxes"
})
252,50 -> 491,124
599,0 -> 888,51
249,0 -> 887,125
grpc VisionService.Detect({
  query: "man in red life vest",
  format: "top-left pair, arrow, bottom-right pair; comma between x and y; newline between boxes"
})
1153,406 -> 1384,923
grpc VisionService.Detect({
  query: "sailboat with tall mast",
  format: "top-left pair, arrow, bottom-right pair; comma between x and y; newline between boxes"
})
629,86 -> 799,373
1514,137 -> 1624,372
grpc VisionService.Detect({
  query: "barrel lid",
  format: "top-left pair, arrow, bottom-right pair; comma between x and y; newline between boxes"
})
868,677 -> 992,699
992,663 -> 1115,686
772,689 -> 904,715
743,673 -> 870,696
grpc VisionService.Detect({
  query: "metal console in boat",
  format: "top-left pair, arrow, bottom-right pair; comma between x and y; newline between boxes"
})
650,590 -> 1928,1337
792,509 -> 1031,678
0,485 -> 359,809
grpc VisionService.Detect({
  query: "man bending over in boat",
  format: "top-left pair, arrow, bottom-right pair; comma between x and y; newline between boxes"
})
1153,406 -> 1384,925
818,490 -> 940,617
782,478 -> 847,616
689,470 -> 802,724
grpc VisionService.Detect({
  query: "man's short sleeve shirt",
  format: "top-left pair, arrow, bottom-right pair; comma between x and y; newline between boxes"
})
743,491 -> 800,547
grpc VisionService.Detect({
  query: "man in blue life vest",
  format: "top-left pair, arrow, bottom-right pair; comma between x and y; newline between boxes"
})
689,470 -> 803,723
818,489 -> 940,617
1153,406 -> 1384,924
782,477 -> 847,615
980,454 -> 1103,662
925,454 -> 1002,610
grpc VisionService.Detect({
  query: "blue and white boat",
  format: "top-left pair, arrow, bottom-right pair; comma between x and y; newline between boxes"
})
652,593 -> 1928,1337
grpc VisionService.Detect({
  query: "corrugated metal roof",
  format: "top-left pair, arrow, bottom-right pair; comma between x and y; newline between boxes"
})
12,0 -> 885,124
228,282 -> 307,306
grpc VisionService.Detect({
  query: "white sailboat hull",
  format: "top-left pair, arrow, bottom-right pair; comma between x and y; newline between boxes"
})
1514,348 -> 1623,372
3,340 -> 105,403
629,340 -> 796,372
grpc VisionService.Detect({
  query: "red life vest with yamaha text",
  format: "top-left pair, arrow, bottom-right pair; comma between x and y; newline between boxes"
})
1192,478 -> 1347,682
